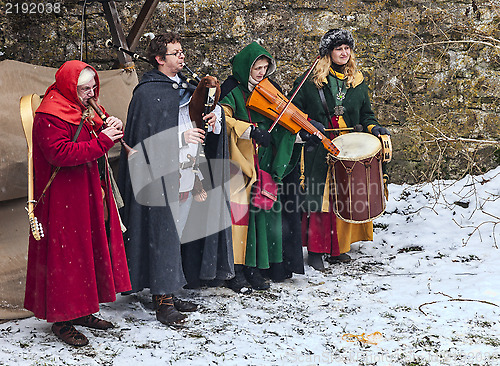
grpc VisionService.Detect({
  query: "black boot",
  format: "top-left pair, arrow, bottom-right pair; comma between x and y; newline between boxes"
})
201,278 -> 225,288
153,294 -> 187,325
243,266 -> 270,290
261,262 -> 291,283
326,253 -> 352,264
307,251 -> 325,271
225,264 -> 252,294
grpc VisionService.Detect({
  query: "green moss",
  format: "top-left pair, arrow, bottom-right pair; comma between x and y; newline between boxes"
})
3,0 -> 499,183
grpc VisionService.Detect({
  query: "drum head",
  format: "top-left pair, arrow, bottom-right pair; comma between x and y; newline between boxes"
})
331,132 -> 381,161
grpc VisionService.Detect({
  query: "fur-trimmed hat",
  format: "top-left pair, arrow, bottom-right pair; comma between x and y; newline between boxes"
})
319,29 -> 355,57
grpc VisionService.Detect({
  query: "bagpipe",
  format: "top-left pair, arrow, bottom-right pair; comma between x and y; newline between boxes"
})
106,40 -> 220,131
106,40 -> 221,203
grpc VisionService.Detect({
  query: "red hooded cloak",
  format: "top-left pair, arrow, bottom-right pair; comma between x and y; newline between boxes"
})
24,60 -> 131,322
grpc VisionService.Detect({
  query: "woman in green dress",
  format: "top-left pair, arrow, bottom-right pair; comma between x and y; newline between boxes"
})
220,42 -> 304,291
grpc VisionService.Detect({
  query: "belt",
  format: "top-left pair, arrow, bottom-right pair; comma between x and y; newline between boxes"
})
179,191 -> 190,202
179,160 -> 196,170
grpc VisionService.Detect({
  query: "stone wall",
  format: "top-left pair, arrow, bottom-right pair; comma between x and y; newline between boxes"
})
1,0 -> 499,183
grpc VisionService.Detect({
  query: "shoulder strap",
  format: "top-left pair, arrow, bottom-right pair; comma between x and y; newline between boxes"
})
72,116 -> 85,142
220,75 -> 240,100
36,111 -> 87,204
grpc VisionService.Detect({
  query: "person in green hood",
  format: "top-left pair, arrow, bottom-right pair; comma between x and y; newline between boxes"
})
220,41 -> 312,292
291,29 -> 391,271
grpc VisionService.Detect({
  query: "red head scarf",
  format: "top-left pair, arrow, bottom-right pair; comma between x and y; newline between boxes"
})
36,60 -> 103,128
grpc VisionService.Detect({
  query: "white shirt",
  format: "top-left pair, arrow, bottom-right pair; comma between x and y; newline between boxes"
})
171,74 -> 222,193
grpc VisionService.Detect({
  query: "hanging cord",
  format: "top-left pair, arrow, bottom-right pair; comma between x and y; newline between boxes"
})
183,0 -> 186,24
80,0 -> 89,62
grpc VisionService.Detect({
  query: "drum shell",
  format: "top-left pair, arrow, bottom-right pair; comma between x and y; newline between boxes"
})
330,137 -> 385,223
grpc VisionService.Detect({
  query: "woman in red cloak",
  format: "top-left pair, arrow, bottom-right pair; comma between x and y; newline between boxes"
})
24,60 -> 131,346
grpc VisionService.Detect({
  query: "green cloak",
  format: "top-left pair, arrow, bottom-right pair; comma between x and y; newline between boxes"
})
221,41 -> 300,268
291,70 -> 379,210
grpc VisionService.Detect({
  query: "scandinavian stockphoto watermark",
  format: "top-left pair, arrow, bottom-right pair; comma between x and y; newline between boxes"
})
282,349 -> 500,364
127,127 -> 234,243
126,126 -> 384,241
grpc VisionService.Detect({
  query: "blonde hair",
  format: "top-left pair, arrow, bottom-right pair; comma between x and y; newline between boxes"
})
312,52 -> 358,89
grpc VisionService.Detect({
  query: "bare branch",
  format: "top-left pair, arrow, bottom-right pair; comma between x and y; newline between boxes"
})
423,137 -> 500,145
419,297 -> 500,316
409,40 -> 500,57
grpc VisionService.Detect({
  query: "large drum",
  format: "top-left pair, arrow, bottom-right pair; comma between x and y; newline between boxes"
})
328,132 -> 386,223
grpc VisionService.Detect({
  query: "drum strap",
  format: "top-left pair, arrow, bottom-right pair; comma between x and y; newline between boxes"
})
318,88 -> 331,119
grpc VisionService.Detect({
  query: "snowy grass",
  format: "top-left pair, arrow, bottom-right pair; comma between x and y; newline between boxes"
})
1,167 -> 499,365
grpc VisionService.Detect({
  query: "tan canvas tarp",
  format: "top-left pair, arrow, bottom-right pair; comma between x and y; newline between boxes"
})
0,59 -> 138,201
0,59 -> 138,320
0,198 -> 33,320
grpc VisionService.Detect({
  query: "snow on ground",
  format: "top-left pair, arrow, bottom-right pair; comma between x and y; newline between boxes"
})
1,167 -> 499,366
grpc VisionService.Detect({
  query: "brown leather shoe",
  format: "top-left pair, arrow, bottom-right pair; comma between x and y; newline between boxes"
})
72,314 -> 114,330
152,295 -> 198,312
52,322 -> 89,347
153,295 -> 187,325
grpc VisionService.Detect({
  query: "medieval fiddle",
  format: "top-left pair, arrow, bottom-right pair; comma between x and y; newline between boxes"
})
246,78 -> 340,156
20,94 -> 44,240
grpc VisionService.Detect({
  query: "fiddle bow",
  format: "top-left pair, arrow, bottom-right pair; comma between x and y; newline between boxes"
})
268,56 -> 320,133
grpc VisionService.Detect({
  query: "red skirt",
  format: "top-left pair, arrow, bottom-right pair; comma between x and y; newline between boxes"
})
302,205 -> 340,256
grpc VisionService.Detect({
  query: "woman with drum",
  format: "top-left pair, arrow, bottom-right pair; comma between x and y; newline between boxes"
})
291,29 -> 391,271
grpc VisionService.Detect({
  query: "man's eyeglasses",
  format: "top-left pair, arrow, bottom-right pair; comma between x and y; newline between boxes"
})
165,50 -> 185,58
78,85 -> 97,95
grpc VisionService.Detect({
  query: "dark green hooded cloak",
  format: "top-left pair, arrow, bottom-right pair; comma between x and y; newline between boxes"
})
221,42 -> 301,269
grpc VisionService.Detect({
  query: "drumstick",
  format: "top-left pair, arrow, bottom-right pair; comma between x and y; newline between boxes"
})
324,124 -> 363,132
324,127 -> 354,132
